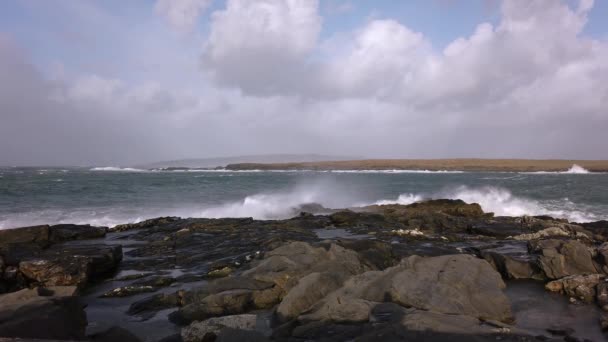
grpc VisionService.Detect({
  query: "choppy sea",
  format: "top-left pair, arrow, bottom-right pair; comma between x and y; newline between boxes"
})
1,165 -> 607,229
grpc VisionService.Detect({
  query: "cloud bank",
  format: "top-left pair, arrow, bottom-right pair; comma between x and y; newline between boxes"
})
0,0 -> 607,166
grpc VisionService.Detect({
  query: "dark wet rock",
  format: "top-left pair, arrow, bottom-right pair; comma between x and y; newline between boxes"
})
133,275 -> 176,287
545,274 -> 604,303
0,286 -> 87,340
112,216 -> 181,232
301,254 -> 513,324
0,225 -> 50,249
467,217 -> 527,238
101,285 -> 157,298
49,224 -> 107,242
18,244 -> 122,287
372,199 -> 487,218
215,328 -> 269,342
90,326 -> 142,342
127,292 -> 181,317
334,239 -> 397,270
480,250 -> 544,280
181,314 -> 258,342
579,220 -> 608,240
597,281 -> 608,309
528,239 -> 599,279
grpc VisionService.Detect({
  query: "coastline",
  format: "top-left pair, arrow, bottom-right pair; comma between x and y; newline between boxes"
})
1,200 -> 608,341
225,158 -> 608,172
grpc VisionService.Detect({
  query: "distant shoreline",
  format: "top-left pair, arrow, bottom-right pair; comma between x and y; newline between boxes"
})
225,159 -> 608,172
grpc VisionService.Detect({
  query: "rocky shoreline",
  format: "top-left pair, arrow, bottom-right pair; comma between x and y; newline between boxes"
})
1,200 -> 608,341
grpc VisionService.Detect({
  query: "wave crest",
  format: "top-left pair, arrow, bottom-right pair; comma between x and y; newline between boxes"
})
90,167 -> 148,172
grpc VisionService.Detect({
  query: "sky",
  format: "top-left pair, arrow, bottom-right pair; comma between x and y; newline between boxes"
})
0,0 -> 607,166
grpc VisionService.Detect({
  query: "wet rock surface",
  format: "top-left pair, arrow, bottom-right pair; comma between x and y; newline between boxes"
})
0,199 -> 607,341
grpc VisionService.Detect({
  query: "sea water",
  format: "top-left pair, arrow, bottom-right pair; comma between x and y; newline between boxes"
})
1,166 -> 607,229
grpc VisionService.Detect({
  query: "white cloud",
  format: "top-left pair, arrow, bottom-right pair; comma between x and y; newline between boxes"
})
1,0 -> 608,166
155,0 -> 213,33
201,0 -> 322,95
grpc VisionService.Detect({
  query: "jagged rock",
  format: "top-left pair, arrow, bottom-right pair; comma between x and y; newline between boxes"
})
545,274 -> 604,303
0,287 -> 87,340
181,314 -> 258,342
528,239 -> 599,279
49,224 -> 107,242
301,254 -> 513,324
18,244 -> 122,287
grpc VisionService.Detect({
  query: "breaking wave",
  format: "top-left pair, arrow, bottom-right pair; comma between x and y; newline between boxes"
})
90,166 -> 149,172
523,164 -> 592,175
374,186 -> 598,222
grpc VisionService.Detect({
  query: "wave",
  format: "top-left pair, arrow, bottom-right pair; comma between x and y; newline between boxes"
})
374,186 -> 598,222
90,166 -> 149,172
325,169 -> 464,174
523,164 -> 592,175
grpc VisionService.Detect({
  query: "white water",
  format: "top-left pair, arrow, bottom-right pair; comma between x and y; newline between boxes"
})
523,164 -> 592,175
90,166 -> 150,172
374,186 -> 598,223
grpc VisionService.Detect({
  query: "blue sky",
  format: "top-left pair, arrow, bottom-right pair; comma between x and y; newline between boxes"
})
1,0 -> 606,84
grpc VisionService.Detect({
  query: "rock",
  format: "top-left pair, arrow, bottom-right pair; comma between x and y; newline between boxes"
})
528,239 -> 599,279
49,224 -> 107,242
276,272 -> 344,321
100,285 -> 157,298
301,254 -> 513,324
0,287 -> 87,340
468,217 -> 526,238
90,326 -> 142,342
181,314 -> 258,342
511,227 -> 571,240
0,225 -> 50,248
598,242 -> 608,266
597,281 -> 608,308
127,292 -> 180,317
480,251 -> 543,280
18,244 -> 122,287
545,274 -> 603,303
171,290 -> 255,324
207,266 -> 234,278
111,217 -> 180,232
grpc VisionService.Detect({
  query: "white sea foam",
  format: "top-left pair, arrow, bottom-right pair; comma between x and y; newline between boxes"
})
523,164 -> 592,175
374,186 -> 598,222
90,166 -> 149,172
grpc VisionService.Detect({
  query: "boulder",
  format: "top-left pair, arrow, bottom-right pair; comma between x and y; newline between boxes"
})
276,272 -> 345,321
545,274 -> 604,303
49,224 -> 107,242
528,239 -> 599,279
181,314 -> 258,342
0,287 -> 87,340
18,244 -> 122,287
0,225 -> 49,248
301,254 -> 513,324
480,251 -> 544,280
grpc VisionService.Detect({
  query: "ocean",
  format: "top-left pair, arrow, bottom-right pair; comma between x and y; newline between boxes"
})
1,166 -> 607,229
